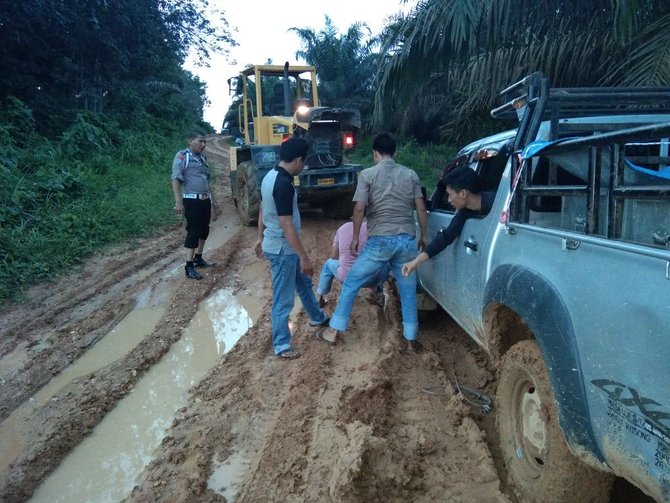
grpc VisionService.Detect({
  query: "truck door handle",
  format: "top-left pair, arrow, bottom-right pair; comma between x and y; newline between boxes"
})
464,239 -> 478,252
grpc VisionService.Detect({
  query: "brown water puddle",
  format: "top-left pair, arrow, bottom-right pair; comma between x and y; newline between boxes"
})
29,287 -> 258,503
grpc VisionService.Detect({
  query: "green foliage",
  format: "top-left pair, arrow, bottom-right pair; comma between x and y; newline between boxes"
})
289,17 -> 379,127
60,113 -> 114,159
0,0 -> 234,136
0,0 -> 235,304
0,120 -> 183,303
0,100 -> 213,305
374,0 -> 670,143
348,135 -> 457,194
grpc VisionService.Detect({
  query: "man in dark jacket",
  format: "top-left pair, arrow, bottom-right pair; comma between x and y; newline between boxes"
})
401,165 -> 495,276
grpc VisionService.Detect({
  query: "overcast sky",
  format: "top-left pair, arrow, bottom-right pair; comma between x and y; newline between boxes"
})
185,0 -> 417,129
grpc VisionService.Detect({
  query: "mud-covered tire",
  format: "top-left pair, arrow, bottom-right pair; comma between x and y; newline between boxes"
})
321,194 -> 355,219
497,340 -> 613,503
236,161 -> 260,226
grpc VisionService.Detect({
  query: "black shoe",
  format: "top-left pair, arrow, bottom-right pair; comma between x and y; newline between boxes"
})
185,263 -> 203,280
193,256 -> 215,268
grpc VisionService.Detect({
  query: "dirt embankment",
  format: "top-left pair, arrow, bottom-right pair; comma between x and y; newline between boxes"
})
0,136 -> 649,502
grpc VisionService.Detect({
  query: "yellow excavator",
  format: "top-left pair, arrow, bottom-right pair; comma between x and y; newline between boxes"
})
227,62 -> 362,224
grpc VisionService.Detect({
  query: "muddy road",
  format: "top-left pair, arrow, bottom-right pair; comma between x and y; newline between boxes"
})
0,136 -> 650,502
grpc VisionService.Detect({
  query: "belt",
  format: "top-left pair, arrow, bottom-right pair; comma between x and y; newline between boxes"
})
183,193 -> 210,200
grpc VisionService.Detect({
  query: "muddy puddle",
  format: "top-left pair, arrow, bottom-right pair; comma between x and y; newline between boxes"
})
28,287 -> 257,503
0,308 -> 166,474
207,450 -> 251,501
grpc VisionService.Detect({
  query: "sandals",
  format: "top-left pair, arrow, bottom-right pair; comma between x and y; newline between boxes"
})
314,327 -> 337,346
277,349 -> 302,359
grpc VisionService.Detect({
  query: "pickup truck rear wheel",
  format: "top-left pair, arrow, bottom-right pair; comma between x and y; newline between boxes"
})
236,161 -> 260,226
497,340 -> 612,503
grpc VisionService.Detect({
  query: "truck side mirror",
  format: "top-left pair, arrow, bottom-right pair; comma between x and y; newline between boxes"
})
228,77 -> 243,96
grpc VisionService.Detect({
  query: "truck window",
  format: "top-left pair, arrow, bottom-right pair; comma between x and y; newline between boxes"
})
431,153 -> 507,214
477,153 -> 508,193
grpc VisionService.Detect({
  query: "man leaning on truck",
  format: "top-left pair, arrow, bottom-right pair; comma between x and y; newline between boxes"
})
402,166 -> 495,276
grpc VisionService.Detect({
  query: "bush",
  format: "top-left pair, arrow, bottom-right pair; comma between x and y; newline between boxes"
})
0,107 -> 194,304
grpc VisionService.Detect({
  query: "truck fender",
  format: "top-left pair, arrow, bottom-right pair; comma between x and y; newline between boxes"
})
483,264 -> 604,462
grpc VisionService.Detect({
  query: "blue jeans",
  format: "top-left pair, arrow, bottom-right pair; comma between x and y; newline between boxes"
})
265,251 -> 328,355
316,258 -> 389,296
329,234 -> 419,341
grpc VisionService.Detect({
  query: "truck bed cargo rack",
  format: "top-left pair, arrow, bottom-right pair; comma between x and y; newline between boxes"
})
516,121 -> 670,241
491,72 -> 670,152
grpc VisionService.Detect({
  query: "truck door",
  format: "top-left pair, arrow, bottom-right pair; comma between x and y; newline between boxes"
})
446,153 -> 507,338
419,148 -> 508,341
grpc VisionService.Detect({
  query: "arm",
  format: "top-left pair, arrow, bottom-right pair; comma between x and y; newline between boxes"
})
210,196 -> 217,221
423,210 -> 469,258
254,202 -> 265,258
350,200 -> 366,256
415,196 -> 428,250
402,209 -> 469,276
171,179 -> 184,215
402,251 -> 429,277
330,229 -> 340,259
278,215 -> 313,275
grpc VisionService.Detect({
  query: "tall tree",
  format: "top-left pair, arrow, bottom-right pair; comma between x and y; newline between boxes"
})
0,0 -> 236,133
374,0 -> 670,143
290,16 -> 378,123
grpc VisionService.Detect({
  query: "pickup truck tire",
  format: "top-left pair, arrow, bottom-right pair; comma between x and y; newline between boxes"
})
236,161 -> 260,226
497,340 -> 613,503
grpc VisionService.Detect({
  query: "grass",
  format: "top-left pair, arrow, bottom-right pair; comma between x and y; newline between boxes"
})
0,131 -> 189,304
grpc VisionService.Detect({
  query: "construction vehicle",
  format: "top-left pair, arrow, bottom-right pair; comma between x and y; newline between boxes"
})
227,62 -> 363,225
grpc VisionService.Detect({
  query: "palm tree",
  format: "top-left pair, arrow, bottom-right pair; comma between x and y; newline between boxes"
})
289,16 -> 378,126
374,0 -> 670,143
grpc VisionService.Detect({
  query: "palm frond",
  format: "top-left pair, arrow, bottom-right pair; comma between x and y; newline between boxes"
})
607,12 -> 670,86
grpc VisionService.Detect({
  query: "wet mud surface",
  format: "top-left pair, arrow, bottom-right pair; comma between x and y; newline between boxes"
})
0,136 -> 653,502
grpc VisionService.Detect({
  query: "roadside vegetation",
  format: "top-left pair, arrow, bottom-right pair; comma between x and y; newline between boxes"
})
0,0 -> 232,304
0,101 -> 197,302
374,0 -> 670,143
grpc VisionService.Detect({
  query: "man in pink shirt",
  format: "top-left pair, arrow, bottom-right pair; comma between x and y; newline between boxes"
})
316,219 -> 389,307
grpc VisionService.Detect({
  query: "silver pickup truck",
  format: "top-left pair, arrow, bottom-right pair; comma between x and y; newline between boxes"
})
417,74 -> 670,502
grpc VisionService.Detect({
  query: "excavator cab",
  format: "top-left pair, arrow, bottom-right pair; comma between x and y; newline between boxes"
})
232,63 -> 318,146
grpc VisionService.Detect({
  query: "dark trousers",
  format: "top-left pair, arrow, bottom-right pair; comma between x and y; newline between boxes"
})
183,198 -> 211,249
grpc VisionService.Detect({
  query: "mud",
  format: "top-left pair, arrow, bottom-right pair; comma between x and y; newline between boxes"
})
0,136 -> 652,502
